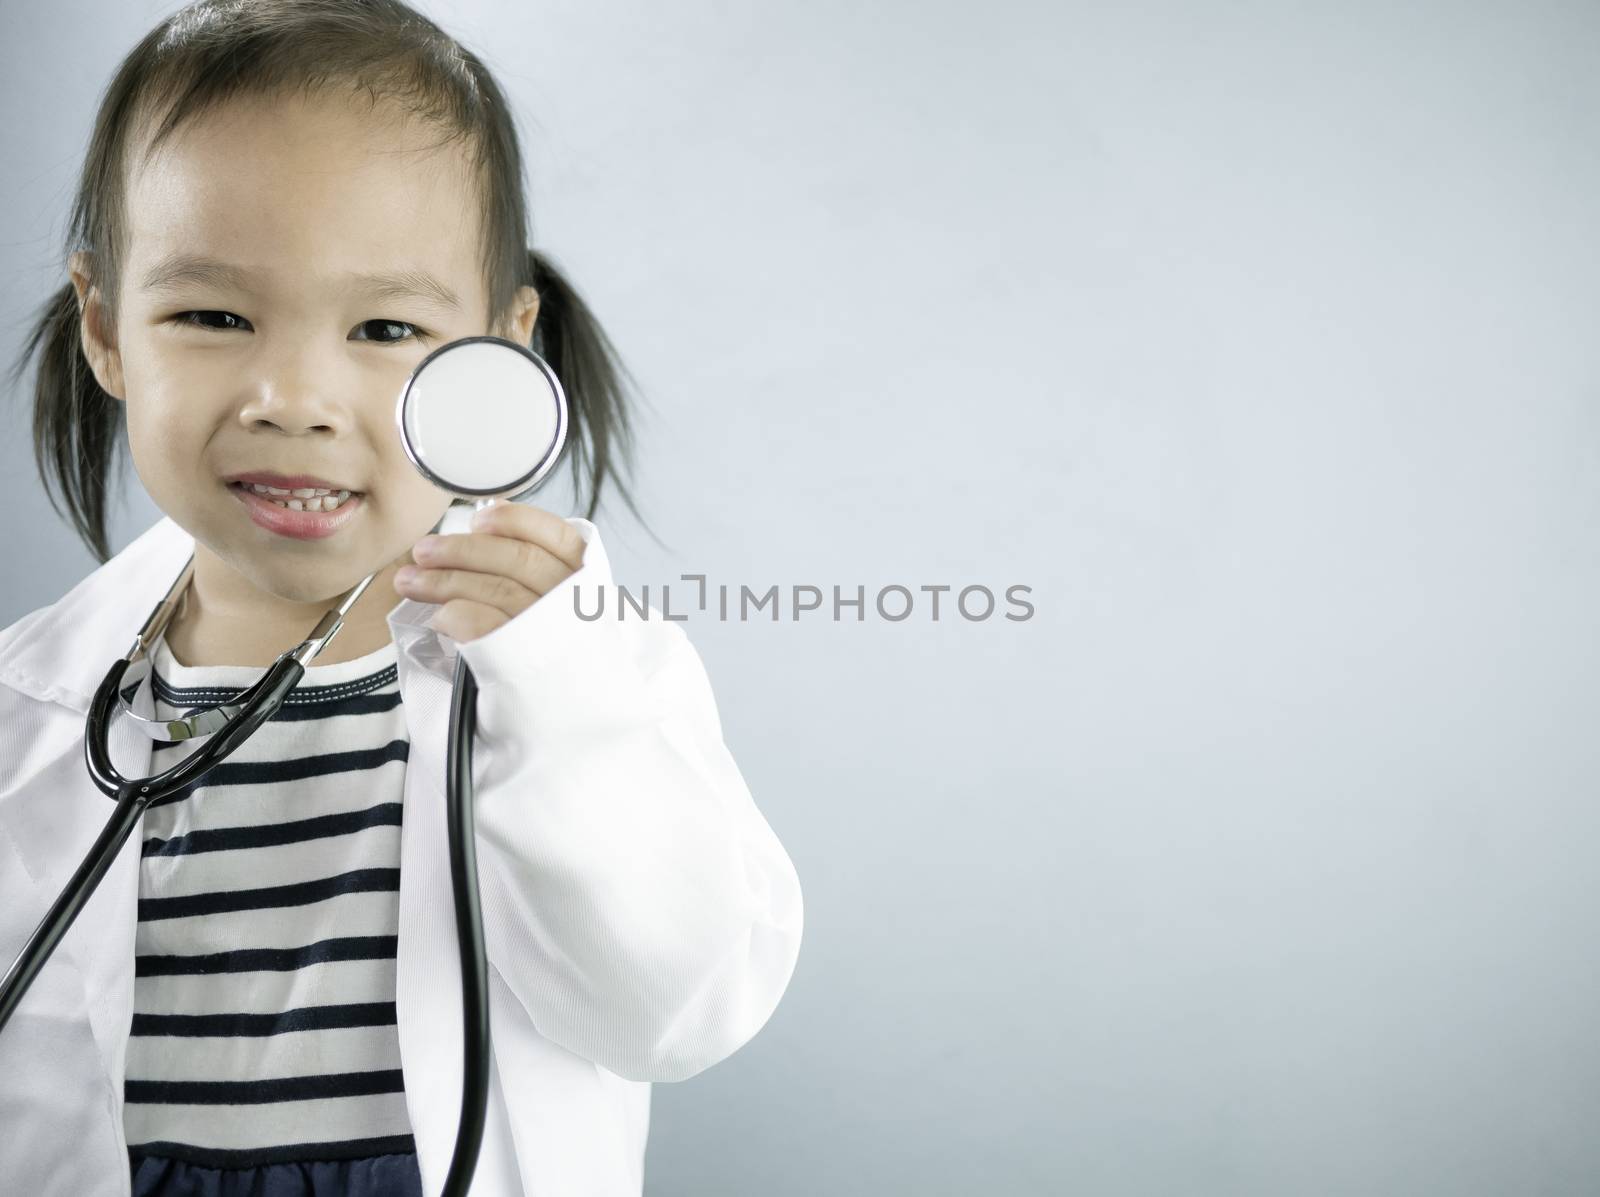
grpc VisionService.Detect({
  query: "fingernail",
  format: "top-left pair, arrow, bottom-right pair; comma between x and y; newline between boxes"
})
395,566 -> 418,585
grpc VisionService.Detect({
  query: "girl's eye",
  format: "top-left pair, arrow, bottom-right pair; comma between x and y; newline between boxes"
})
174,310 -> 252,332
168,312 -> 423,344
351,319 -> 423,345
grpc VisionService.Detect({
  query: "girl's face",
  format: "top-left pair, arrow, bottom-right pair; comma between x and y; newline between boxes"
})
75,88 -> 534,615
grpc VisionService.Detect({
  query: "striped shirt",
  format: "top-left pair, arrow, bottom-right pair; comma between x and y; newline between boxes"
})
122,631 -> 417,1169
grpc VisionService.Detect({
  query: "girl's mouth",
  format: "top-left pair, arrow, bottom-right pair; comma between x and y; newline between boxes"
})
228,481 -> 365,541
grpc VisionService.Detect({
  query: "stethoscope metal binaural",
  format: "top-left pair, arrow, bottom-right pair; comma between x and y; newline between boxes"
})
0,334 -> 568,1197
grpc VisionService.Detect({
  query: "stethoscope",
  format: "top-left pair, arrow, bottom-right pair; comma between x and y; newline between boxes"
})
0,335 -> 568,1197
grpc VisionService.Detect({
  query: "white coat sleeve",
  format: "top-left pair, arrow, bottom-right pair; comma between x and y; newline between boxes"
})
452,519 -> 803,1083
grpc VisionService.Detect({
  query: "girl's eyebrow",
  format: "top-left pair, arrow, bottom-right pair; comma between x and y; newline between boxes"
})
138,253 -> 462,312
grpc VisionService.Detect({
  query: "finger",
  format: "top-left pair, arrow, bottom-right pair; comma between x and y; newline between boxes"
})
413,531 -> 571,597
431,598 -> 506,644
471,501 -> 586,574
398,564 -> 538,621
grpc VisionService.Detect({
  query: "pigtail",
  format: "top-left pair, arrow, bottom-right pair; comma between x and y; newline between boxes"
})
525,248 -> 650,534
6,281 -> 125,564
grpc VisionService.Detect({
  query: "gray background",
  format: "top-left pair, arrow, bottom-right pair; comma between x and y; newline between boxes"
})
3,1 -> 1598,1194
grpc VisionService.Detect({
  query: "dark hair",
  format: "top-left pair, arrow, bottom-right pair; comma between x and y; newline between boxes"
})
6,0 -> 646,563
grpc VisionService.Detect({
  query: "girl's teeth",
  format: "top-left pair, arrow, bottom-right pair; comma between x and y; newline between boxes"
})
284,492 -> 352,512
243,483 -> 353,512
247,482 -> 338,496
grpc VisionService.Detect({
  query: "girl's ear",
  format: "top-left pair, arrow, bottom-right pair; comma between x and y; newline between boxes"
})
498,283 -> 541,347
68,250 -> 127,401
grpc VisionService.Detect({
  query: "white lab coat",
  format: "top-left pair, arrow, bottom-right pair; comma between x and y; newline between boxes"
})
0,507 -> 803,1196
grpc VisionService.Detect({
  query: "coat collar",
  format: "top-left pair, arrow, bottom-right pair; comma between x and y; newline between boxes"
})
0,509 -> 474,713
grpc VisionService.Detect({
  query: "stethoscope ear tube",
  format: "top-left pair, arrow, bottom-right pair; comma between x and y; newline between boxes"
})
0,652 -> 308,1036
0,613 -> 493,1197
0,764 -> 144,1036
88,653 -> 306,798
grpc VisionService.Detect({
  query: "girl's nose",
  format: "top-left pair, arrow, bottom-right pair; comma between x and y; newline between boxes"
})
237,348 -> 352,434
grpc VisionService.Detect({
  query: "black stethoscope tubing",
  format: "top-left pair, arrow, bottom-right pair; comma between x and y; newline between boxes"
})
0,567 -> 491,1197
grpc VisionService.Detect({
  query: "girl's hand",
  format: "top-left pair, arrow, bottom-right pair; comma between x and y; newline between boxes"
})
393,500 -> 587,643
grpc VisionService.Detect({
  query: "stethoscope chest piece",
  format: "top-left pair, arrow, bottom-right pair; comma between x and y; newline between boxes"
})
397,335 -> 568,501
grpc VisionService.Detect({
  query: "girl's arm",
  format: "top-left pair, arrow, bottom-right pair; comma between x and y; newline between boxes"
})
452,521 -> 804,1084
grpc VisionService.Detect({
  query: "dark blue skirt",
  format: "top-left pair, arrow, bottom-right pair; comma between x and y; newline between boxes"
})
129,1150 -> 423,1196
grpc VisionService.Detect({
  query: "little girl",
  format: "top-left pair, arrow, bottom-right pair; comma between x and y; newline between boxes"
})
0,2 -> 803,1195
